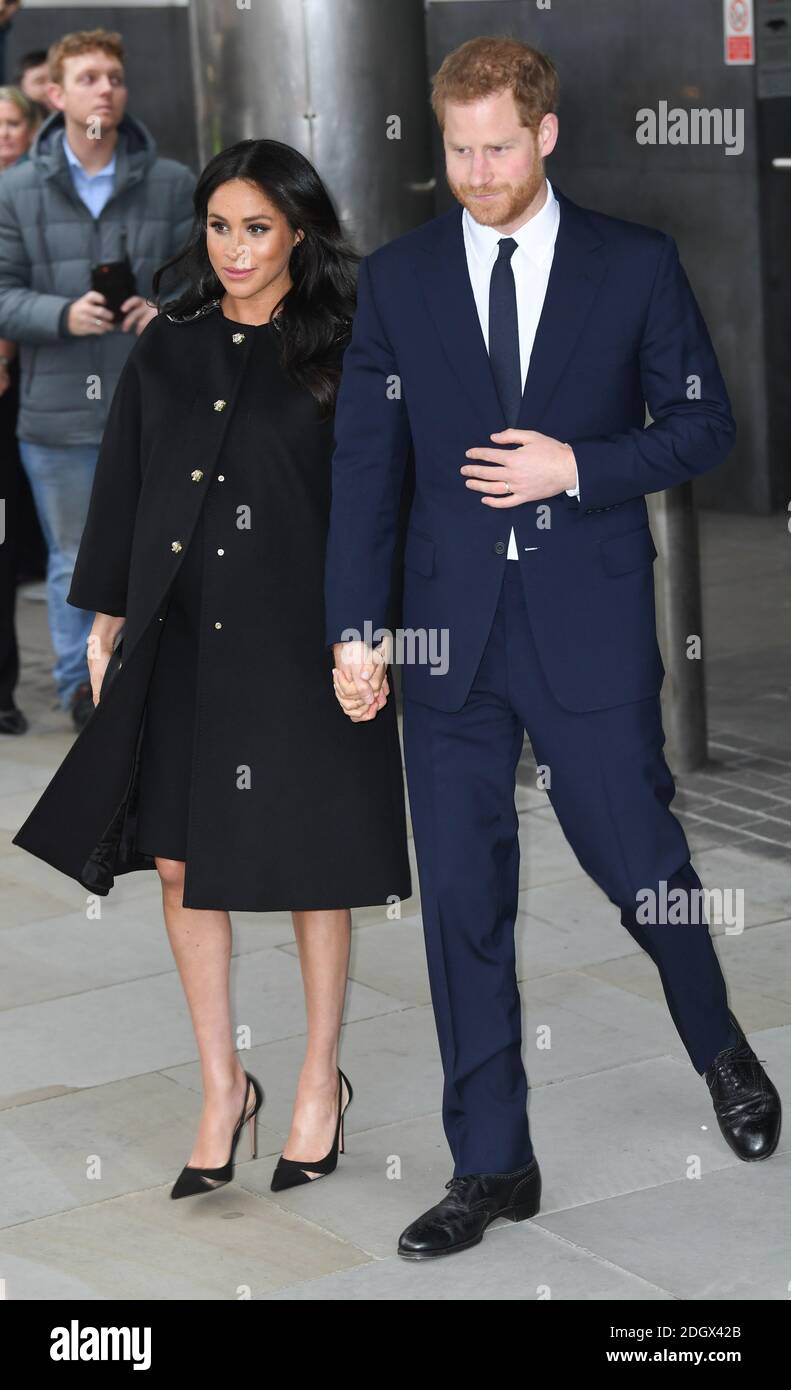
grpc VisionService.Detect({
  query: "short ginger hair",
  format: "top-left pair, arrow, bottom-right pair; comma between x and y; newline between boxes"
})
47,30 -> 126,87
431,34 -> 559,131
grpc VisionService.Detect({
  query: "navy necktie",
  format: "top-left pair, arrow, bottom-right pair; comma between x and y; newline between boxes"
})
488,236 -> 521,426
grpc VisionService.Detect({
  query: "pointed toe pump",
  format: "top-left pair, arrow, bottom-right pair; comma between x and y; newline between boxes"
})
270,1067 -> 353,1192
171,1071 -> 264,1199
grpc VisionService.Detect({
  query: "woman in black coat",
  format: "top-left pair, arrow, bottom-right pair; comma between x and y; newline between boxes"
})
12,139 -> 412,1196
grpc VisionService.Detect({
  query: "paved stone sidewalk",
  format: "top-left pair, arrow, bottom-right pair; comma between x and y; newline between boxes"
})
1,512 -> 789,1299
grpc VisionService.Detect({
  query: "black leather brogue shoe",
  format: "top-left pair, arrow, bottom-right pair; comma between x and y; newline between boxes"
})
705,1010 -> 781,1161
397,1156 -> 541,1259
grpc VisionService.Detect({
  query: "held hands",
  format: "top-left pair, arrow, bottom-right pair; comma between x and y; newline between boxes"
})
461,429 -> 577,503
332,638 -> 391,722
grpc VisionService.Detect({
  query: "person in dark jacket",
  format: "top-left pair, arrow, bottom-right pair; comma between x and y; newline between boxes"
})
325,35 -> 780,1259
0,28 -> 194,730
15,48 -> 56,116
13,138 -> 412,1201
0,2 -> 21,87
0,83 -> 38,731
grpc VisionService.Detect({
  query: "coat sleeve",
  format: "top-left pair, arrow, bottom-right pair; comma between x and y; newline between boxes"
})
568,234 -> 737,510
171,164 -> 197,255
159,165 -> 197,304
323,253 -> 413,647
0,173 -> 72,343
66,348 -> 143,617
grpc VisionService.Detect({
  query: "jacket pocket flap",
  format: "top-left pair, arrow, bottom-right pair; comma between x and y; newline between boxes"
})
404,530 -> 435,577
599,525 -> 657,576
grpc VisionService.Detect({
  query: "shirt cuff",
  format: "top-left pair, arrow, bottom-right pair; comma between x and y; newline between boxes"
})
564,444 -> 575,500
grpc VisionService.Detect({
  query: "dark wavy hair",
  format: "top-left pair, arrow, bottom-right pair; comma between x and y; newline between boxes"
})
152,139 -> 360,417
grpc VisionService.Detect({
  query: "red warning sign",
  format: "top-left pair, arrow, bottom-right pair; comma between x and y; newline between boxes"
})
724,0 -> 755,64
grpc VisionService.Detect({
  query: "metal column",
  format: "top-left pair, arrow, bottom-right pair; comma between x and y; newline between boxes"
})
649,485 -> 709,772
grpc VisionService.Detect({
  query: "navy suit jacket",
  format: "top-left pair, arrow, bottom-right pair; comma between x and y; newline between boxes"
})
324,183 -> 736,713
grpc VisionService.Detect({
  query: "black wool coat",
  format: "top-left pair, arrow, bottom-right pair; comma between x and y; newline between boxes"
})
12,302 -> 413,911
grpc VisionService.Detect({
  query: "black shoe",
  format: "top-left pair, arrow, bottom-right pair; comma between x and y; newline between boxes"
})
69,681 -> 94,730
704,1009 -> 781,1161
0,704 -> 27,734
270,1067 -> 352,1192
170,1071 -> 264,1199
397,1156 -> 541,1259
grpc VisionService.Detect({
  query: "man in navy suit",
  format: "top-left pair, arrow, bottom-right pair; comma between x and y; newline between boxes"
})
324,35 -> 781,1259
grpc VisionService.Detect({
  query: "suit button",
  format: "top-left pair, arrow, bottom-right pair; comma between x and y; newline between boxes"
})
214,621 -> 222,629
171,540 -> 183,553
493,540 -> 506,555
217,548 -> 224,555
217,474 -> 225,482
191,469 -> 204,482
213,399 -> 227,411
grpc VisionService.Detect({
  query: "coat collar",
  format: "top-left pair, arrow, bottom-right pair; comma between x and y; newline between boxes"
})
30,110 -> 157,199
162,300 -> 267,473
413,182 -> 606,434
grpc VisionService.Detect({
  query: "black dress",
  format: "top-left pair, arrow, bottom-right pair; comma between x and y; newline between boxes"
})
133,311 -> 412,911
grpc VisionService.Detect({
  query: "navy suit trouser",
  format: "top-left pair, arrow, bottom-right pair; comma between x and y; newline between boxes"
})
401,558 -> 734,1177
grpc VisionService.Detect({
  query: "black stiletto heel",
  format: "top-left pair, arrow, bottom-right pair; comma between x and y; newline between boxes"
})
270,1067 -> 352,1192
171,1070 -> 264,1199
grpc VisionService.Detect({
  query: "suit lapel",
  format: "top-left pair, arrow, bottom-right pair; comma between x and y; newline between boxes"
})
516,186 -> 606,428
414,184 -> 606,434
414,206 -> 506,433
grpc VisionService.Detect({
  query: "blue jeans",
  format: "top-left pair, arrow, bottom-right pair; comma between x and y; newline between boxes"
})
17,439 -> 98,708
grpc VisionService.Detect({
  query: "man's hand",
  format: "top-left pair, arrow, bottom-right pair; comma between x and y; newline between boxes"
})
332,639 -> 390,722
66,291 -> 116,336
461,429 -> 577,504
120,296 -> 158,335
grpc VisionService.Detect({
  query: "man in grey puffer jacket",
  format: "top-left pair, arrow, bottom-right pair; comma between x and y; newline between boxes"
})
0,29 -> 195,727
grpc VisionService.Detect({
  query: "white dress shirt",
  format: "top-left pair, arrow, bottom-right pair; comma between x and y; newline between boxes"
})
462,177 -> 579,559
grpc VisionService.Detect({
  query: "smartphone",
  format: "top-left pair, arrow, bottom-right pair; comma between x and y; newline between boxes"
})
90,259 -> 138,322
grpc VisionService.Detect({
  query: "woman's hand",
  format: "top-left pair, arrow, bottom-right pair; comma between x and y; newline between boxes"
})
86,613 -> 126,705
86,639 -> 113,707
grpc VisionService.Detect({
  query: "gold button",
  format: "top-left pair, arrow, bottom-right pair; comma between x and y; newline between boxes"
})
171,540 -> 183,553
217,474 -> 225,482
213,399 -> 227,411
191,469 -> 204,482
232,332 -> 245,344
214,621 -> 222,629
